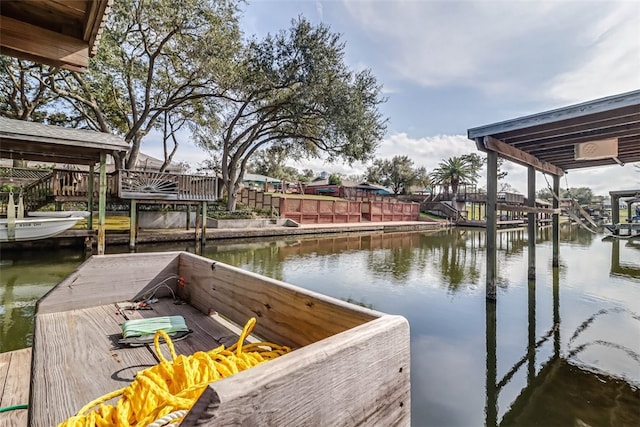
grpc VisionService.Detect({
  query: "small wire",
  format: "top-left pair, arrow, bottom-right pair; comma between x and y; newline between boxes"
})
137,275 -> 180,302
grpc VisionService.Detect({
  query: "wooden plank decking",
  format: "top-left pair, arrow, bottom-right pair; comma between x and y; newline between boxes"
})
0,348 -> 31,427
31,298 -> 246,425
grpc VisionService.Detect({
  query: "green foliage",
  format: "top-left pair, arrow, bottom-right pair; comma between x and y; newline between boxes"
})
195,17 -> 387,210
49,0 -> 242,169
248,147 -> 300,182
537,186 -> 594,205
0,57 -> 62,122
328,174 -> 342,185
430,156 -> 478,195
365,155 -> 425,194
0,184 -> 18,192
208,210 -> 255,220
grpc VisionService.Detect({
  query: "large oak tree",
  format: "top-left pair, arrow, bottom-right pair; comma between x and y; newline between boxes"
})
195,18 -> 387,210
48,0 -> 242,169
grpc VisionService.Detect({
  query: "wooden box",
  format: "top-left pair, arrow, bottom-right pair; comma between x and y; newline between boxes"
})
30,251 -> 410,426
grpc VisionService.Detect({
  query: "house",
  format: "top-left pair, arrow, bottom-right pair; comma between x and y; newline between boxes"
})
304,178 -> 391,198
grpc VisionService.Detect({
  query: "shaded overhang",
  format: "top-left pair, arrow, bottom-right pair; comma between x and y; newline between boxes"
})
0,0 -> 112,71
0,117 -> 128,165
468,90 -> 640,176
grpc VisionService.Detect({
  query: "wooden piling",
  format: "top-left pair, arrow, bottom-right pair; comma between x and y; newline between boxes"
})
552,175 -> 560,267
97,152 -> 107,255
527,166 -> 536,280
486,149 -> 498,300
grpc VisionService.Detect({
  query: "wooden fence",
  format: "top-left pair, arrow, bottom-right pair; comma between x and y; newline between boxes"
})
240,189 -> 279,214
280,198 -> 362,224
240,188 -> 421,224
362,200 -> 420,222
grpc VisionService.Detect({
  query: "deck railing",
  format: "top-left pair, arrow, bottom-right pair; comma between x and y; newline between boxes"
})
118,170 -> 217,201
0,168 -> 218,214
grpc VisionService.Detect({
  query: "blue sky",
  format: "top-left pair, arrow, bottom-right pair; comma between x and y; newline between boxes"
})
148,0 -> 640,196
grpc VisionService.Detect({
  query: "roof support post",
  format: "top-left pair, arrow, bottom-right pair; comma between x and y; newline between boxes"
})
87,164 -> 94,230
552,175 -> 560,267
527,166 -> 536,280
97,152 -> 106,255
486,150 -> 498,300
612,195 -> 620,224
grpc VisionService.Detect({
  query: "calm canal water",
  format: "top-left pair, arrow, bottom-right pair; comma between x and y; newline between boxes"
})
1,225 -> 639,426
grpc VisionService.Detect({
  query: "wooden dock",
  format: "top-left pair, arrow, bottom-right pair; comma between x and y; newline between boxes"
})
0,348 -> 31,427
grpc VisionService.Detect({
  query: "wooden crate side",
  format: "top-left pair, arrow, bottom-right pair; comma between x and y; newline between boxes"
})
177,252 -> 378,348
183,315 -> 411,426
37,252 -> 181,314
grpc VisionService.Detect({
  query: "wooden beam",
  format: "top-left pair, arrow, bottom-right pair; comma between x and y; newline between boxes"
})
0,15 -> 88,70
484,136 -> 564,177
496,204 -> 561,215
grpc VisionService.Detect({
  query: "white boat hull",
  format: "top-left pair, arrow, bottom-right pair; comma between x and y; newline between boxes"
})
0,217 -> 84,242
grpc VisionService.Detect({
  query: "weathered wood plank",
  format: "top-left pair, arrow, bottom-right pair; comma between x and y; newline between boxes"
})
183,315 -> 411,426
30,305 -> 159,425
0,348 -> 31,427
177,252 -> 378,348
484,136 -> 564,176
37,252 -> 180,314
0,15 -> 89,70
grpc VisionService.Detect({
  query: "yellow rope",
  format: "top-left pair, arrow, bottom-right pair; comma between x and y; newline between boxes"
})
59,317 -> 291,427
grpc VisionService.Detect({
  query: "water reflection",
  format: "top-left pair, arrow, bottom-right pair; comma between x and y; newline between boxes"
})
487,245 -> 640,426
611,239 -> 640,280
0,250 -> 87,352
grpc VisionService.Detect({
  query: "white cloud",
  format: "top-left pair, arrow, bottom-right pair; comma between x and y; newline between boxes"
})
341,0 -> 639,101
545,2 -> 640,103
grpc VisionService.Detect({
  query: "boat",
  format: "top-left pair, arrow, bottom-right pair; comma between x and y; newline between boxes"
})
0,215 -> 86,242
29,251 -> 411,425
27,210 -> 91,218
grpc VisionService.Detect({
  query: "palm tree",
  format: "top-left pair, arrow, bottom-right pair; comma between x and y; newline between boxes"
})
430,156 -> 477,198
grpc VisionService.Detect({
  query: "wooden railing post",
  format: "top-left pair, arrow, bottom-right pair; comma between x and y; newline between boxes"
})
97,153 -> 107,255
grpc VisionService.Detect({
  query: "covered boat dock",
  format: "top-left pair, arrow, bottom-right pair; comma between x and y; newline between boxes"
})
468,90 -> 640,299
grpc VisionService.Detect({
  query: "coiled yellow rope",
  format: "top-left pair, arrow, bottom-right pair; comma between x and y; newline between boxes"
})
59,317 -> 291,427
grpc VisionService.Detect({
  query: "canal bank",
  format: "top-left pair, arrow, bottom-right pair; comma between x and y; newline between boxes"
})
0,219 -> 448,250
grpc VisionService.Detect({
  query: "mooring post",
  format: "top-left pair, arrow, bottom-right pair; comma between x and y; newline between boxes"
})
87,164 -> 94,230
97,152 -> 107,255
527,279 -> 536,384
201,201 -> 207,245
552,174 -> 560,267
486,149 -> 498,300
527,166 -> 536,279
129,199 -> 137,250
552,264 -> 560,357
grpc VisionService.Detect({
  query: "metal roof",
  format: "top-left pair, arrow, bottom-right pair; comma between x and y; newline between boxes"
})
0,0 -> 112,71
468,90 -> 640,174
0,117 -> 128,165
